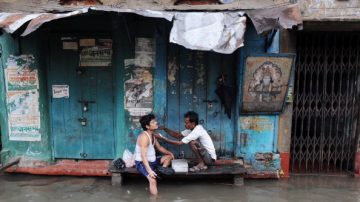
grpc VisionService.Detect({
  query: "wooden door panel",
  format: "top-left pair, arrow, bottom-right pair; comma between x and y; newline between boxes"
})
49,35 -> 115,159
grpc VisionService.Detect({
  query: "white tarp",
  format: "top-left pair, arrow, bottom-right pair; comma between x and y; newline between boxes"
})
170,12 -> 246,54
0,4 -> 302,54
0,13 -> 42,33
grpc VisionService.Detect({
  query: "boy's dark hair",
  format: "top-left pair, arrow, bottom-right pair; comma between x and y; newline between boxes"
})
184,111 -> 198,125
140,114 -> 155,130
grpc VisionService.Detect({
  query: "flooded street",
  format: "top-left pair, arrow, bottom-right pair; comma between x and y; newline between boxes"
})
0,173 -> 359,202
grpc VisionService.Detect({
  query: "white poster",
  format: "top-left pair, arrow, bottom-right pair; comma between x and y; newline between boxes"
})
5,55 -> 41,141
79,38 -> 113,67
52,85 -> 69,98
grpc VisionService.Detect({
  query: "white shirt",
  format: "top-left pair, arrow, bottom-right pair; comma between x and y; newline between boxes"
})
134,132 -> 156,162
181,125 -> 217,160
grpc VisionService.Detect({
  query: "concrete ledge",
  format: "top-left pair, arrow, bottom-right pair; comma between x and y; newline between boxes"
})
6,159 -> 111,176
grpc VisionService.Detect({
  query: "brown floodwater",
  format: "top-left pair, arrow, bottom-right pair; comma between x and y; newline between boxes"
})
0,173 -> 359,202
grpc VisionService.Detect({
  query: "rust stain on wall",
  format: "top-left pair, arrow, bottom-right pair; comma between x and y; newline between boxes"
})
240,117 -> 273,132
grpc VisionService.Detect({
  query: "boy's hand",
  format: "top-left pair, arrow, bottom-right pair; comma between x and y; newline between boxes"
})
169,152 -> 175,160
148,170 -> 157,179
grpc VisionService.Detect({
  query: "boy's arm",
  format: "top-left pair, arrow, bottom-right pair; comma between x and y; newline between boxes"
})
138,134 -> 156,179
154,140 -> 175,159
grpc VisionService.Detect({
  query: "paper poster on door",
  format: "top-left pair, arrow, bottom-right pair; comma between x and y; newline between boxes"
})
52,85 -> 69,98
79,38 -> 112,67
5,55 -> 41,141
124,59 -> 153,116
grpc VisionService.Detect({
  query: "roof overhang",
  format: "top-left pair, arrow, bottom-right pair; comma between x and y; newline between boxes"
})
0,1 -> 303,54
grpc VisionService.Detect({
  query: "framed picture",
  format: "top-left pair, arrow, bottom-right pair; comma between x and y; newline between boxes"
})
241,54 -> 295,114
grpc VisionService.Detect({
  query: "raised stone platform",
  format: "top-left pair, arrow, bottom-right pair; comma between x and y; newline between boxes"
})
109,163 -> 246,186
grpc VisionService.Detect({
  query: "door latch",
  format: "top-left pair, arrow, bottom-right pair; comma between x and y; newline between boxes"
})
78,117 -> 87,126
78,100 -> 96,112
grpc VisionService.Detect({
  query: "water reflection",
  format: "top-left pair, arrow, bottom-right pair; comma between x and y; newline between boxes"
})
0,174 -> 359,202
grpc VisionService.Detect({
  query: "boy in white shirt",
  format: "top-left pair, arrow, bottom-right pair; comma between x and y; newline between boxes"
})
155,111 -> 217,171
134,114 -> 174,195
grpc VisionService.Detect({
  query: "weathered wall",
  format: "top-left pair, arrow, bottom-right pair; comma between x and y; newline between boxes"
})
299,0 -> 360,21
237,21 -> 282,174
0,13 -> 186,163
42,14 -> 170,159
0,33 -> 18,163
0,31 -> 52,163
113,16 -> 170,156
1,13 -> 290,177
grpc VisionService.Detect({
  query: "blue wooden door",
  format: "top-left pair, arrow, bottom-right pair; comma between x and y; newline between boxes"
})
49,35 -> 115,159
166,45 -> 236,158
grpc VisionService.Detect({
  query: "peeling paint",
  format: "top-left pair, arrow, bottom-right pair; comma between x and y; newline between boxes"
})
168,56 -> 178,85
253,152 -> 280,170
196,53 -> 205,85
182,83 -> 193,94
240,117 -> 273,132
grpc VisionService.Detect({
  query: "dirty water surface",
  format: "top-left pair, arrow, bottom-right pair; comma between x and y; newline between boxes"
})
0,174 -> 359,202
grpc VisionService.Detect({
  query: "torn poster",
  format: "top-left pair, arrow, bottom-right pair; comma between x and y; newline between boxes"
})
52,85 -> 69,98
5,55 -> 41,141
170,12 -> 246,54
79,38 -> 113,67
135,38 -> 155,68
124,59 -> 153,115
5,55 -> 38,91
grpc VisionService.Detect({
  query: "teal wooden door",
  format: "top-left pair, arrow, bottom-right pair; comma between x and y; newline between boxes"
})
49,36 -> 115,159
166,45 -> 236,158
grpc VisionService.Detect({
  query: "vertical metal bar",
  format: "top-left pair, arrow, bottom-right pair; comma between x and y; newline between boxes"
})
305,38 -> 315,172
331,34 -> 342,172
341,33 -> 351,172
352,35 -> 360,171
320,33 -> 330,173
328,33 -> 336,172
345,34 -> 357,171
299,33 -> 310,172
350,34 -> 360,172
312,34 -> 322,172
291,33 -> 302,172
